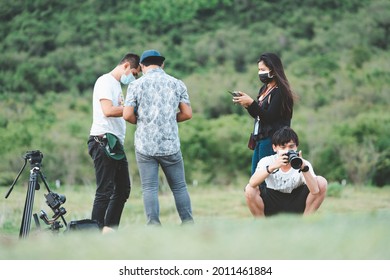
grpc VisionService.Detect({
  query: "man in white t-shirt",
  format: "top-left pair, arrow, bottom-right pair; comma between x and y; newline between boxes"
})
88,53 -> 140,233
245,126 -> 327,217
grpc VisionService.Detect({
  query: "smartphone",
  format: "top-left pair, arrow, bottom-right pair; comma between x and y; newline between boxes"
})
227,90 -> 241,97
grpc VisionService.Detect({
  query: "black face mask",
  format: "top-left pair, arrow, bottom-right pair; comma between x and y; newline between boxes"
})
258,72 -> 274,84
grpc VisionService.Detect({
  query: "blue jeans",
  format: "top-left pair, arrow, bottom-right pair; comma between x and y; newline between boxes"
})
251,137 -> 275,175
136,150 -> 193,225
88,136 -> 131,229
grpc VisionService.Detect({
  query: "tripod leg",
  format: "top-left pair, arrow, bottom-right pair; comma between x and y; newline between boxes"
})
19,169 -> 38,238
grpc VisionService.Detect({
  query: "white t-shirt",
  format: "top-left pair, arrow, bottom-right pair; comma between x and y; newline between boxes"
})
256,154 -> 316,193
89,73 -> 126,144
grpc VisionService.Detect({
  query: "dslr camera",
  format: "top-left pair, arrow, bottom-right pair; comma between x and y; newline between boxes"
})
44,192 -> 67,220
284,150 -> 303,169
45,192 -> 66,210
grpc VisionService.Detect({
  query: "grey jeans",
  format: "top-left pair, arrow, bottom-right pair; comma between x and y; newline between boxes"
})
135,150 -> 193,225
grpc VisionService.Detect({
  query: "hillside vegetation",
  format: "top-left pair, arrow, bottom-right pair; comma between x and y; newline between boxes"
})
0,0 -> 389,188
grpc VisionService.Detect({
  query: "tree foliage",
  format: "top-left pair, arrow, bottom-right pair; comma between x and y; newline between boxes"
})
0,0 -> 389,187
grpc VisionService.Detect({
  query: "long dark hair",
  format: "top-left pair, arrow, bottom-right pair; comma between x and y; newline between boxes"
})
258,53 -> 296,119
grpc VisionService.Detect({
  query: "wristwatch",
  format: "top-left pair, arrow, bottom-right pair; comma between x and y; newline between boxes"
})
299,165 -> 309,173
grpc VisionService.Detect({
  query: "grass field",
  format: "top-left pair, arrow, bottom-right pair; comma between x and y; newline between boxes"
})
1,183 -> 390,260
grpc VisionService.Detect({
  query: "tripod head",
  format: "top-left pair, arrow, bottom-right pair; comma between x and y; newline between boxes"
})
5,150 -> 43,199
24,150 -> 43,168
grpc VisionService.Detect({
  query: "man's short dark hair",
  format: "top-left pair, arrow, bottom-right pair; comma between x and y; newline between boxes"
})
141,57 -> 164,67
118,53 -> 140,69
272,126 -> 299,146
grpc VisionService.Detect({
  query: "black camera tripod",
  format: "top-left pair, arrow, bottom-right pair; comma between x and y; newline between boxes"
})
5,150 -> 67,238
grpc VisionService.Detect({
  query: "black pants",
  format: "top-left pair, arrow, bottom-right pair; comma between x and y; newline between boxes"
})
87,136 -> 131,229
260,184 -> 309,216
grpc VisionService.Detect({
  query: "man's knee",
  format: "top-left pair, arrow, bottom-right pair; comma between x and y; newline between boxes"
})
123,183 -> 131,198
316,176 -> 328,196
244,185 -> 261,201
244,184 -> 265,217
115,184 -> 131,203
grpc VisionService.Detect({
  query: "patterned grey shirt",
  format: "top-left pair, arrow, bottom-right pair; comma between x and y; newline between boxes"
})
125,68 -> 190,156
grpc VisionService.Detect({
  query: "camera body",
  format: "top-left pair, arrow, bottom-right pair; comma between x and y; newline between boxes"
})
284,150 -> 303,169
43,192 -> 67,223
45,192 -> 66,210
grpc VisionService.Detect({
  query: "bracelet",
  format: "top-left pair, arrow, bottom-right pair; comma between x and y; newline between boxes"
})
266,165 -> 278,174
299,165 -> 310,173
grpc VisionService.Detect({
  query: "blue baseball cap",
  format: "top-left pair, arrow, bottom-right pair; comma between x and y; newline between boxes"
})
140,49 -> 165,63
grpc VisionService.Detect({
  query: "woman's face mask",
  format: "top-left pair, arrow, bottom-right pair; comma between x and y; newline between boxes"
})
258,70 -> 274,84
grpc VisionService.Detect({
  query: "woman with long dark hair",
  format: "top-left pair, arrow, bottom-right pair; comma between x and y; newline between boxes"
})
233,52 -> 296,175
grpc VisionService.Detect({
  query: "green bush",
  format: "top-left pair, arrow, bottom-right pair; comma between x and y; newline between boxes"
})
326,182 -> 344,198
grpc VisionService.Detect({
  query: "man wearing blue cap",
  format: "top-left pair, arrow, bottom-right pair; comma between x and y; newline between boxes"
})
124,50 -> 194,225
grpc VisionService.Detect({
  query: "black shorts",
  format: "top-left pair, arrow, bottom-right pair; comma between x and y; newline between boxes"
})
259,184 -> 309,216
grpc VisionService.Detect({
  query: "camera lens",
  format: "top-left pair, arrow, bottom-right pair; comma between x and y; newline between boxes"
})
289,155 -> 302,169
56,193 -> 66,204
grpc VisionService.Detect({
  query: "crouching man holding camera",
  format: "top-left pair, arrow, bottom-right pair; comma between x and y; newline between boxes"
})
244,126 -> 327,217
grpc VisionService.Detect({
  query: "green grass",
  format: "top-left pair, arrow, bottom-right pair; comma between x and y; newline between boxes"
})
1,183 -> 390,260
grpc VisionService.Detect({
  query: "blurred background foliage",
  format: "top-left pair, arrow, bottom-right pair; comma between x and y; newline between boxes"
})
0,0 -> 389,188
